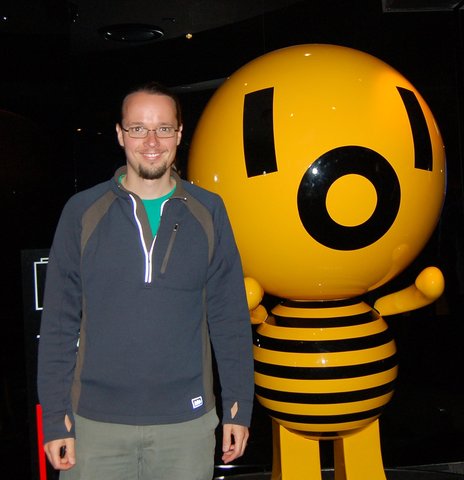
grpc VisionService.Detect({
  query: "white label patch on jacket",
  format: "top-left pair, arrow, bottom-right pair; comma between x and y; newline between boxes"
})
191,396 -> 203,409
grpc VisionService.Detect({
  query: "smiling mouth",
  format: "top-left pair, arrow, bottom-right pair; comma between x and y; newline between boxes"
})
141,152 -> 162,160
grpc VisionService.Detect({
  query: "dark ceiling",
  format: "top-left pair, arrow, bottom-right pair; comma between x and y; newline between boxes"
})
1,0 -> 463,127
68,0 -> 305,53
1,0 -> 302,54
1,0 -> 462,55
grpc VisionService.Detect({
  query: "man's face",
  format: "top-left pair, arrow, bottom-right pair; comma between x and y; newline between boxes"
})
116,92 -> 182,181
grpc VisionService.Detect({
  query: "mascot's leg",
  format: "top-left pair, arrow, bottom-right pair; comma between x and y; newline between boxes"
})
271,419 -> 322,480
333,419 -> 386,480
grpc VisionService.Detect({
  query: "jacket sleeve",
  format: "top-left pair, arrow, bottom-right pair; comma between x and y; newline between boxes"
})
37,198 -> 83,443
205,196 -> 255,426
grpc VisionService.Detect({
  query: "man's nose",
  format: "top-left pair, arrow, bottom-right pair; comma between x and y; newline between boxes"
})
144,130 -> 160,145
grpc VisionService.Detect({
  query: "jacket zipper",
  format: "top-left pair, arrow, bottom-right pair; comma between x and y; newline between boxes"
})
129,194 -> 183,283
129,194 -> 155,284
160,223 -> 179,274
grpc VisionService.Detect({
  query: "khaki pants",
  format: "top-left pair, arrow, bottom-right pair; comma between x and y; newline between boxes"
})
60,409 -> 219,480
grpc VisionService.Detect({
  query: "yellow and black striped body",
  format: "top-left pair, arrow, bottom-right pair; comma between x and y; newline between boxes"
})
254,298 -> 397,439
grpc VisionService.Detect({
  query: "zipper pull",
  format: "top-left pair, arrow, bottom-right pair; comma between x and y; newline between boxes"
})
160,223 -> 179,274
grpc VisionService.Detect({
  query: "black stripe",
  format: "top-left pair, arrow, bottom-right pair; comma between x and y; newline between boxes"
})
243,88 -> 278,177
254,353 -> 398,379
255,381 -> 396,404
282,298 -> 362,308
254,329 -> 394,353
305,431 -> 343,437
397,86 -> 433,171
273,310 -> 377,328
265,406 -> 384,424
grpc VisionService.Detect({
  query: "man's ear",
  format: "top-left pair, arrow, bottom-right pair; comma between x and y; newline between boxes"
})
176,124 -> 183,146
116,123 -> 124,147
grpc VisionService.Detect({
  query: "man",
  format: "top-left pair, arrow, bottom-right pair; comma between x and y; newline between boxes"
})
37,82 -> 254,480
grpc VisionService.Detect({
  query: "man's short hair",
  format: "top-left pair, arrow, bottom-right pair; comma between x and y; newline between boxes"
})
122,81 -> 182,126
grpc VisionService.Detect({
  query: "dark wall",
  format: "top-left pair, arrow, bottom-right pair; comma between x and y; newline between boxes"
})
1,1 -> 463,478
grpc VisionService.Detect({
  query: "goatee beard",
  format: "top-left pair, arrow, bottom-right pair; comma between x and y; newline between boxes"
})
138,163 -> 167,180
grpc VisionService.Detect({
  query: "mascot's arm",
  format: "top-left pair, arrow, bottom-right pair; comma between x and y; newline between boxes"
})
244,277 -> 268,324
374,266 -> 445,316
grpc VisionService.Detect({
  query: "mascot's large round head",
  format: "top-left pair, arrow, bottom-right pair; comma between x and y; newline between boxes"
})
188,44 -> 446,300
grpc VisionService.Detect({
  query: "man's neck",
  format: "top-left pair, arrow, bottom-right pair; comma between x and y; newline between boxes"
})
123,169 -> 176,199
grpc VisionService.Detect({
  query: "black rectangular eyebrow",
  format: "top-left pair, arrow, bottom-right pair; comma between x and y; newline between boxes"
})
397,86 -> 433,172
243,87 -> 278,177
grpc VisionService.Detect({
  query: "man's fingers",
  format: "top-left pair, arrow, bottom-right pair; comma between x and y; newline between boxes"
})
44,438 -> 76,470
221,424 -> 249,463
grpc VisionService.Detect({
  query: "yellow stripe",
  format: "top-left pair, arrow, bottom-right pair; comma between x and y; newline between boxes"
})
274,417 -> 379,433
254,341 -> 396,367
256,393 -> 393,415
272,302 -> 372,318
256,318 -> 388,341
254,367 -> 398,393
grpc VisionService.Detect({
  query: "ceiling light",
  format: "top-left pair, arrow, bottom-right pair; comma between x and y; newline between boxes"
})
98,24 -> 164,43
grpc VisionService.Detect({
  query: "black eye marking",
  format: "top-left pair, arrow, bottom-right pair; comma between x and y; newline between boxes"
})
297,146 -> 401,251
243,88 -> 278,177
397,87 -> 433,171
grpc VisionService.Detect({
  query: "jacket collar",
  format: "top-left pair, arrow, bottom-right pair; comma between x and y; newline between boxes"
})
112,166 -> 187,199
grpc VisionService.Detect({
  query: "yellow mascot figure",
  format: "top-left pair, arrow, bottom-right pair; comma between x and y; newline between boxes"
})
188,44 -> 446,480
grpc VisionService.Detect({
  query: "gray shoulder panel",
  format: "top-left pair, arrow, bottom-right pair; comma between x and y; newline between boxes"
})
81,190 -> 117,255
185,194 -> 215,264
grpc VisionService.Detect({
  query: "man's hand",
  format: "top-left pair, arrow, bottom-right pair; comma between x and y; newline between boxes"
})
222,424 -> 249,464
43,414 -> 76,470
44,437 -> 76,470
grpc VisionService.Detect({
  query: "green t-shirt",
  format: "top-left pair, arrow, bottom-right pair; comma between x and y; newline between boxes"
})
142,187 -> 176,236
119,174 -> 176,236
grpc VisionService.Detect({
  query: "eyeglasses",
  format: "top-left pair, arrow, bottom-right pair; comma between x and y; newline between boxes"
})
121,125 -> 179,139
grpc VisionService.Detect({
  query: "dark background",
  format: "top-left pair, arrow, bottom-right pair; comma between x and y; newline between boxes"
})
1,1 -> 464,478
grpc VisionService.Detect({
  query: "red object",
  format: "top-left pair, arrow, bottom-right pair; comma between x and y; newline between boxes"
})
36,404 -> 47,480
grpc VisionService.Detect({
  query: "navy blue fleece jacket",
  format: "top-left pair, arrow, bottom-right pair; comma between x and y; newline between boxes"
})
37,167 -> 254,443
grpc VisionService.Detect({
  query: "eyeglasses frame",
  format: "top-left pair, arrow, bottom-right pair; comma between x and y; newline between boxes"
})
120,125 -> 180,139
